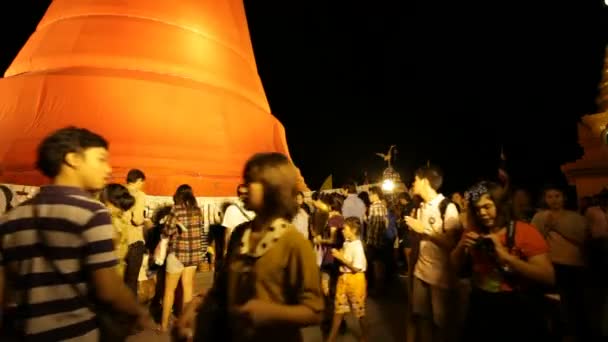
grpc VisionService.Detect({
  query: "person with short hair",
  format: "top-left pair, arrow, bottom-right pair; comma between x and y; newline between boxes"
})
342,183 -> 366,226
327,217 -> 368,342
405,165 -> 460,342
221,184 -> 255,240
0,126 -> 153,341
366,186 -> 389,293
124,168 -> 148,297
531,185 -> 588,341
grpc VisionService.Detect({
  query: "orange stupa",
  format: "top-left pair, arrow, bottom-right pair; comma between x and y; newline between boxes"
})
0,0 -> 305,196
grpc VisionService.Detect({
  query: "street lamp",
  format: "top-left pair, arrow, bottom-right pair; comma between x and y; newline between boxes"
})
375,144 -> 406,195
381,166 -> 402,193
382,178 -> 395,192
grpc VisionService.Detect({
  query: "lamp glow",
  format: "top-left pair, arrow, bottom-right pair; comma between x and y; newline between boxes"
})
382,179 -> 395,193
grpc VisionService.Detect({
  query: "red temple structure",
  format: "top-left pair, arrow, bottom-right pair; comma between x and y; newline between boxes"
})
562,47 -> 608,199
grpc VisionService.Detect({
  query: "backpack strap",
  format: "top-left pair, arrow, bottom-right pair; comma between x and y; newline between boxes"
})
506,220 -> 516,250
438,198 -> 454,233
233,203 -> 253,222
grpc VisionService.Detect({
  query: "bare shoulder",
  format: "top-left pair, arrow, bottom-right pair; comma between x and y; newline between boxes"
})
136,190 -> 146,200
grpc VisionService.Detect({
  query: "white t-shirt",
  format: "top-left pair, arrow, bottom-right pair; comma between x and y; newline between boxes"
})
340,239 -> 367,273
292,208 -> 309,240
414,194 -> 460,288
222,202 -> 255,235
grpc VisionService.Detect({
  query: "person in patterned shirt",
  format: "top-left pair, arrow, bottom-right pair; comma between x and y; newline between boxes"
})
159,184 -> 207,332
366,186 -> 388,294
99,183 -> 136,278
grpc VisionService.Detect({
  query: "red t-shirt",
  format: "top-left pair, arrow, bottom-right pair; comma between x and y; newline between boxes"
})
469,221 -> 548,292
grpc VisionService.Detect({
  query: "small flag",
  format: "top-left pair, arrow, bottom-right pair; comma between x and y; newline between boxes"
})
320,175 -> 333,191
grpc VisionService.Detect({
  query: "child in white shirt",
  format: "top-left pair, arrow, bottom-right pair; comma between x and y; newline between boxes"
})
327,217 -> 368,342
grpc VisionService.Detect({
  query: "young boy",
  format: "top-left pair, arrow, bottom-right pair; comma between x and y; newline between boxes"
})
327,217 -> 369,342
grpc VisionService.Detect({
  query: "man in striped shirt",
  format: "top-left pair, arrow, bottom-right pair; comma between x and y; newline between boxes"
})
0,127 -> 153,341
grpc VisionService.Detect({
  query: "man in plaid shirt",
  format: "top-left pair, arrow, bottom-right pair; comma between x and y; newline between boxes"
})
365,186 -> 389,294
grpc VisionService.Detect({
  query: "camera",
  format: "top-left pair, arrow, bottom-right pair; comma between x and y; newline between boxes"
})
473,237 -> 515,275
473,237 -> 495,255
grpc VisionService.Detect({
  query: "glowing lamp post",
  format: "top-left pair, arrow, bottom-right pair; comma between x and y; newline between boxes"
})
381,166 -> 401,194
375,145 -> 406,196
382,178 -> 396,192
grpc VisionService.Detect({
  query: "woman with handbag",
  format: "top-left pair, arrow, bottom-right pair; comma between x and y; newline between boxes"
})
173,153 -> 324,341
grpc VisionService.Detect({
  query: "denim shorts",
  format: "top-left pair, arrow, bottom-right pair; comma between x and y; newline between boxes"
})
166,252 -> 185,274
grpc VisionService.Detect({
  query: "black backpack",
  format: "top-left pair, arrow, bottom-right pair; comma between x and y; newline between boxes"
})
409,198 -> 459,266
438,198 -> 456,233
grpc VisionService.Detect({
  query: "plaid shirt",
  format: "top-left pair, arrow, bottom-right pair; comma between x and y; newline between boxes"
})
162,204 -> 207,267
366,200 -> 388,247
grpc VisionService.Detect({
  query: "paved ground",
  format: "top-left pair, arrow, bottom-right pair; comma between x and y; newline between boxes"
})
300,276 -> 409,342
129,272 -> 410,342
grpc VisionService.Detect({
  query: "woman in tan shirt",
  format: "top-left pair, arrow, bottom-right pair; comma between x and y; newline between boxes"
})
174,153 -> 324,341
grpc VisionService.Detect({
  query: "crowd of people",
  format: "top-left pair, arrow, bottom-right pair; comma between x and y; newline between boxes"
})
0,126 -> 607,342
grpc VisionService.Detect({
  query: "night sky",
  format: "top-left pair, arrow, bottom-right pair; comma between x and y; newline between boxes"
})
2,1 -> 608,196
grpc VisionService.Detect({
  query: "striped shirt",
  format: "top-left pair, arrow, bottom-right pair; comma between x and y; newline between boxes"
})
0,185 -> 118,341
